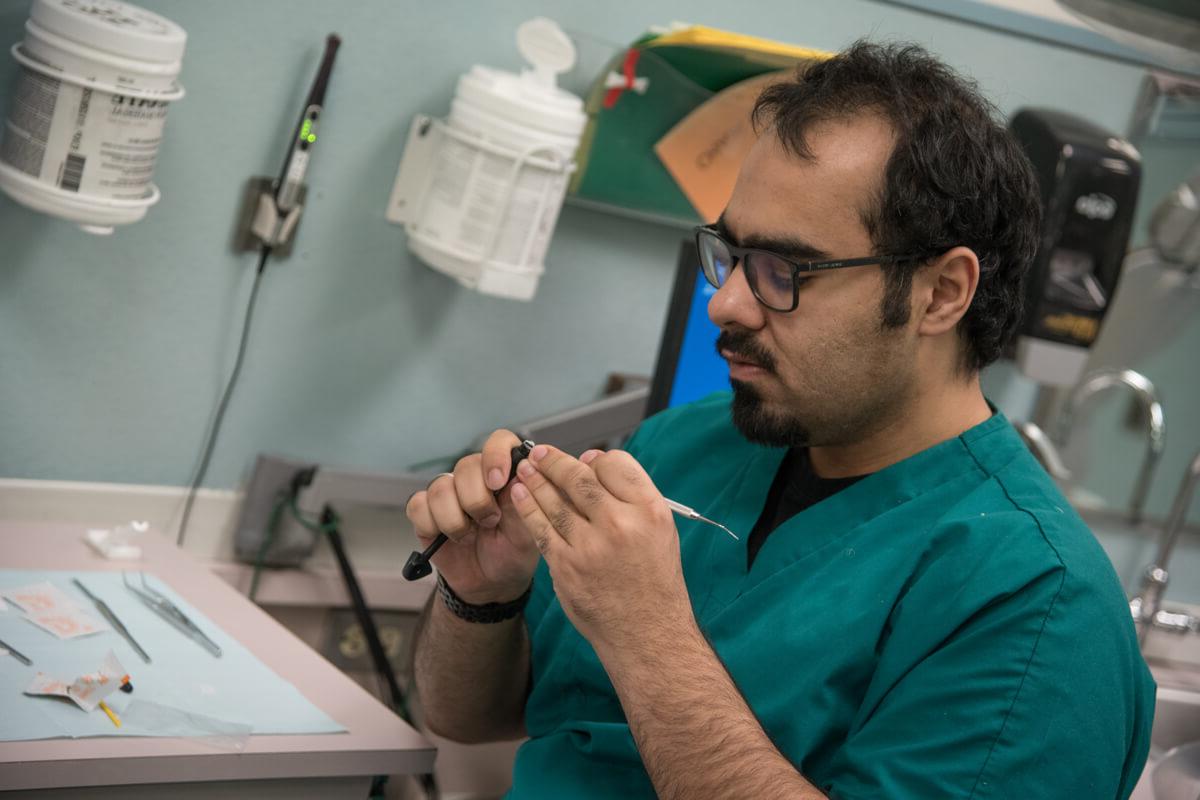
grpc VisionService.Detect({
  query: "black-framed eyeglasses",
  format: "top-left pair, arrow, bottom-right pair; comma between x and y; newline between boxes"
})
694,225 -> 930,313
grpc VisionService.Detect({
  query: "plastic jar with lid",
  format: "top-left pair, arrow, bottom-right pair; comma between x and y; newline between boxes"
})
0,0 -> 187,234
405,18 -> 585,300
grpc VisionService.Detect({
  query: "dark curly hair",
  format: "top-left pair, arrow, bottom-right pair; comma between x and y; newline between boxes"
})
752,40 -> 1041,372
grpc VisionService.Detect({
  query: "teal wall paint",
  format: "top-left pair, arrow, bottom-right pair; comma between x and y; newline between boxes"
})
0,1 -> 1196,596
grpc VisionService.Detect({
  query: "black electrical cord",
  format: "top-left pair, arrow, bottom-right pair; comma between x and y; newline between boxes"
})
176,245 -> 273,547
322,505 -> 440,800
250,480 -> 439,799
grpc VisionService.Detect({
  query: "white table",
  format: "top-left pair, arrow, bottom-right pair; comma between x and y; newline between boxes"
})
0,522 -> 435,798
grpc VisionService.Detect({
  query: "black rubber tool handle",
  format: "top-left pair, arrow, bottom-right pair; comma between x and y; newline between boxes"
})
402,441 -> 534,581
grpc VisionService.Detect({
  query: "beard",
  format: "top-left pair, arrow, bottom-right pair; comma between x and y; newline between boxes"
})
718,329 -> 815,447
717,327 -> 915,450
729,377 -> 814,447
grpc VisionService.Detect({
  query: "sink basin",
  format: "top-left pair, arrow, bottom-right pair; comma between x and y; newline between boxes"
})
1154,686 -> 1200,755
1069,506 -> 1200,798
1153,742 -> 1200,800
1150,688 -> 1200,800
1131,682 -> 1200,800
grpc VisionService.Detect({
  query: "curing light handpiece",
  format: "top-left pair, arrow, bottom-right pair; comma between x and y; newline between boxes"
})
275,33 -> 341,215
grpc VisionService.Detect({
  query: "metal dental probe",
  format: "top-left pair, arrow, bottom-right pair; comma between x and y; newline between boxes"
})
664,499 -> 740,540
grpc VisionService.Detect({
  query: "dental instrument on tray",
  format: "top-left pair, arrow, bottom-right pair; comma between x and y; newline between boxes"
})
123,572 -> 222,657
73,578 -> 151,664
0,637 -> 32,666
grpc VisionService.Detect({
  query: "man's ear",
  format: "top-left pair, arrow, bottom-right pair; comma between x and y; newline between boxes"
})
916,246 -> 980,337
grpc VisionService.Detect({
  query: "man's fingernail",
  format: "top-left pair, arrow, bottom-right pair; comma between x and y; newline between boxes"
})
580,449 -> 601,464
488,468 -> 504,490
511,482 -> 529,502
482,514 -> 501,528
517,460 -> 535,478
530,445 -> 549,462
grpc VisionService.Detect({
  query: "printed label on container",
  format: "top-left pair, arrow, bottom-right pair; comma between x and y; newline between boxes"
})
417,135 -> 567,269
0,64 -> 170,201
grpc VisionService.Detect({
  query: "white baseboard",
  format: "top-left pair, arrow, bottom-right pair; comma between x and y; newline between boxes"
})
0,478 -> 434,610
0,478 -> 241,559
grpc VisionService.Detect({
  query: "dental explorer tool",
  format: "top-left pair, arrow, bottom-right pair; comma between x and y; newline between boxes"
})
664,499 -> 739,540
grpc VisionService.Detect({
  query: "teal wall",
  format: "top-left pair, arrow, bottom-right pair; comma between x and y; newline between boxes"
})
0,1 -> 1196,595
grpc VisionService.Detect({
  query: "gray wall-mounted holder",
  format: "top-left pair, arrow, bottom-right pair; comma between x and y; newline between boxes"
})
232,176 -> 308,257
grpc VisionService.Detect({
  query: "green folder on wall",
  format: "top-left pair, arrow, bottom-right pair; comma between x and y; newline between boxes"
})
569,26 -> 831,223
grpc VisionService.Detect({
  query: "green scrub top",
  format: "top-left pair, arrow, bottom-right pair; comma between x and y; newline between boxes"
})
508,393 -> 1155,799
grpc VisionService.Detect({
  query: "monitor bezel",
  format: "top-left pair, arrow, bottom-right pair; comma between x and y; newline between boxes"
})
645,237 -> 705,419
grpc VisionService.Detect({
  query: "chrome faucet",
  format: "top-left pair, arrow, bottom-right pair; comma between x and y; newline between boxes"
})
1015,420 -> 1072,483
1130,448 -> 1200,644
1053,369 -> 1166,525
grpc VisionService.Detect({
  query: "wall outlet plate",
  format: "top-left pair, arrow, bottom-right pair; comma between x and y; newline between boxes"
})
323,607 -> 421,679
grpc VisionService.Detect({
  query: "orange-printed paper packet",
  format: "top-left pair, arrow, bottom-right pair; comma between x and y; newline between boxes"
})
2,581 -> 108,639
24,651 -> 127,712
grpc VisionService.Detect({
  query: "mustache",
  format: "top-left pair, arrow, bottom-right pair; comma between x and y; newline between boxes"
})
715,330 -> 776,372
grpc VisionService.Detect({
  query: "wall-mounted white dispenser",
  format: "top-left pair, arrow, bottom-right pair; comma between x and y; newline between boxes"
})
0,0 -> 186,235
386,18 -> 585,301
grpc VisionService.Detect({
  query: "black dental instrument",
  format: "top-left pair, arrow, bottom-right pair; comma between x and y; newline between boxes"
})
403,440 -> 535,581
73,578 -> 151,664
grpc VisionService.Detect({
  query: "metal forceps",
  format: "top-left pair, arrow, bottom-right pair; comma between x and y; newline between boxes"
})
123,572 -> 222,658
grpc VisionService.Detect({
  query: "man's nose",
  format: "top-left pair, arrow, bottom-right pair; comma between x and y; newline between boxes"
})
708,263 -> 765,330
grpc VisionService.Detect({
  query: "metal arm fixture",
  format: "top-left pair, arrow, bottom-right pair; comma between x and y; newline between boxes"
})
1054,369 -> 1166,525
1129,449 -> 1200,643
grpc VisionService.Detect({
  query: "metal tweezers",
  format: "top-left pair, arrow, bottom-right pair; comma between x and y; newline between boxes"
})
123,572 -> 222,658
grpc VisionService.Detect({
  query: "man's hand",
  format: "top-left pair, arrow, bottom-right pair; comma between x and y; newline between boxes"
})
405,430 -> 540,605
510,444 -> 826,799
508,444 -> 693,653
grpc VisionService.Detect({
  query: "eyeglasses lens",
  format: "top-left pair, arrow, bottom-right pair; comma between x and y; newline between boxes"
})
698,230 -> 733,289
744,252 -> 795,311
697,229 -> 795,312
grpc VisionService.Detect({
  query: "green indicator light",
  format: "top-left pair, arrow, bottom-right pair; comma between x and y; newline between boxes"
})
300,119 -> 312,139
307,134 -> 316,143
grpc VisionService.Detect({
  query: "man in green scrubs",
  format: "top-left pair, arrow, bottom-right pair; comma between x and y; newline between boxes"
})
407,41 -> 1155,799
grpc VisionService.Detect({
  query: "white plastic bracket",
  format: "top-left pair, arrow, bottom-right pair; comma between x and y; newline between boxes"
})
385,114 -> 443,227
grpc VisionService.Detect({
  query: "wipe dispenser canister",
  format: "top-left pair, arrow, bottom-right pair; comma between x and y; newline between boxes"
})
0,0 -> 186,235
386,18 -> 586,301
